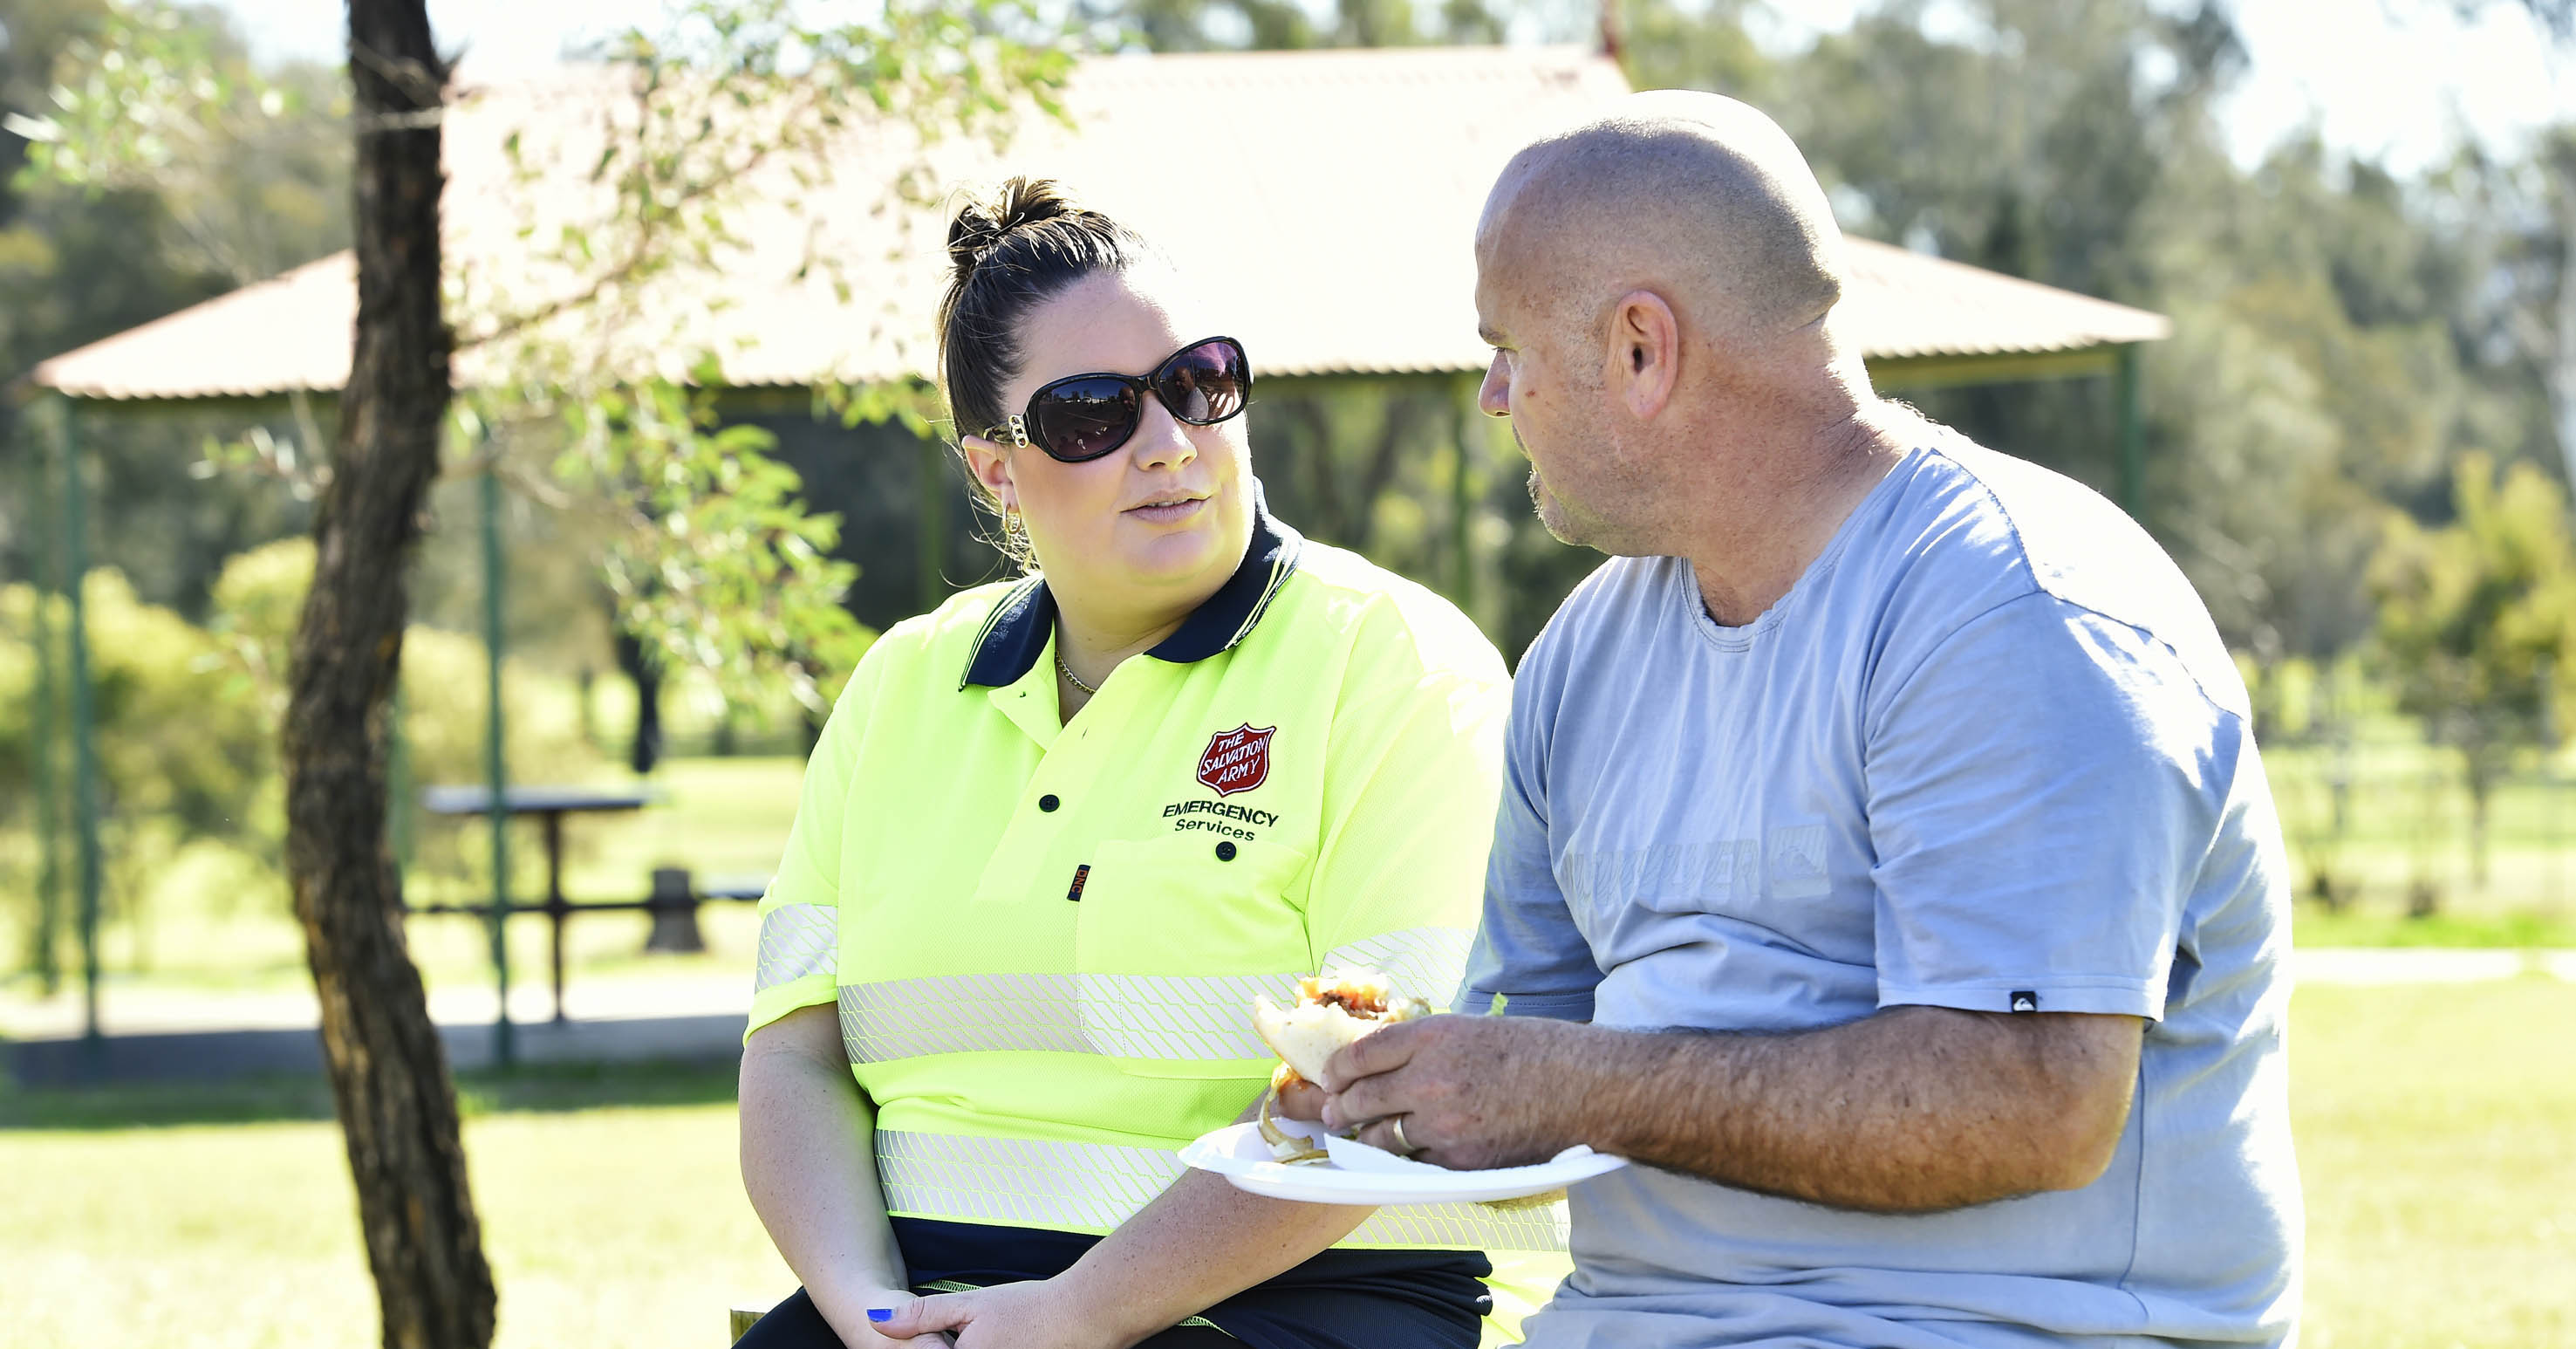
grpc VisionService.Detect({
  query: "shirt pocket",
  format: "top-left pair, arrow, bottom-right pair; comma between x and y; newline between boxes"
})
1071,834 -> 1314,1080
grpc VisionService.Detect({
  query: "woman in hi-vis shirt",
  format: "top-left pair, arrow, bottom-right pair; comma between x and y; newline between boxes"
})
728,179 -> 1567,1349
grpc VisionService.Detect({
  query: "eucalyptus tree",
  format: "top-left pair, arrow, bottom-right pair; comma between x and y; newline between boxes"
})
21,3 -> 1073,1343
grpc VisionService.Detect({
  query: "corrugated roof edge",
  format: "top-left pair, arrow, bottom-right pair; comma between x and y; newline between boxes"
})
20,259 -> 2176,401
20,251 -> 357,401
20,46 -> 2171,401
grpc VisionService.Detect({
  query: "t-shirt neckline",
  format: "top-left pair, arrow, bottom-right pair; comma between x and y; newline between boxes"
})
1681,442 -> 1930,652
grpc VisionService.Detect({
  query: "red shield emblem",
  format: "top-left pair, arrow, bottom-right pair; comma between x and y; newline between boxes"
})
1197,724 -> 1276,797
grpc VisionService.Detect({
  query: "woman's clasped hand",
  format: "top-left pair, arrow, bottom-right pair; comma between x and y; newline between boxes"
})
867,1280 -> 1139,1349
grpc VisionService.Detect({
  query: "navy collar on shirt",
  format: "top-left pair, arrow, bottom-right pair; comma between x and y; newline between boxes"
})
958,486 -> 1305,690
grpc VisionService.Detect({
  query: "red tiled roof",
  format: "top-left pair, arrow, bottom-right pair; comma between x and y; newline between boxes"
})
27,46 -> 2165,402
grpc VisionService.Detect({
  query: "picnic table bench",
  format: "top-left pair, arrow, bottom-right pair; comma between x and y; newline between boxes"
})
413,784 -> 769,1019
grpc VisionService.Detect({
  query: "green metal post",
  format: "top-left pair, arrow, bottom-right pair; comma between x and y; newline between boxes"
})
389,684 -> 415,871
29,414 -> 65,996
481,450 -> 515,1067
1450,376 -> 1475,613
2115,344 -> 2144,518
919,435 -> 948,614
61,401 -> 106,1051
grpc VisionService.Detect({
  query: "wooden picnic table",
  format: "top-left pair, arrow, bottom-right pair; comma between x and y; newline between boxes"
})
419,784 -> 653,1022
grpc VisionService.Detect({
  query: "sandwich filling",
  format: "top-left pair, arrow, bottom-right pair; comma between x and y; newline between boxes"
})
1250,968 -> 1433,1161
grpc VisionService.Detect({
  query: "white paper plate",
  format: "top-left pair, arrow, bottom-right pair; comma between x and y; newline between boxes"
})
1179,1116 -> 1626,1205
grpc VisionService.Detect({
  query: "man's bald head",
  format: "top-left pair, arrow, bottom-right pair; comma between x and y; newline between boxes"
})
1479,91 -> 1847,352
1471,92 -> 1896,565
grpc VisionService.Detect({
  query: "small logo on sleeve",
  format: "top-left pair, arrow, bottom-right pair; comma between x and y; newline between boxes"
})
2010,990 -> 2040,1014
1196,724 -> 1276,797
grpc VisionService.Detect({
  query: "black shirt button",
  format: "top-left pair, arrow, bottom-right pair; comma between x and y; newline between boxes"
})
1215,841 -> 1237,861
1038,794 -> 1060,812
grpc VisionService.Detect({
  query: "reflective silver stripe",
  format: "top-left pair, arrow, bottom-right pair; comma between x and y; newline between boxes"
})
837,970 -> 1306,1063
1076,970 -> 1302,1059
755,903 -> 837,992
1321,927 -> 1473,1009
840,974 -> 1089,1061
837,934 -> 1477,1065
1349,1198 -> 1568,1251
878,1129 -> 1181,1230
875,1129 -> 1568,1251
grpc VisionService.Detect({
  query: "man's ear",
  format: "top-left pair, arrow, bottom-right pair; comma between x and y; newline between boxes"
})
1608,290 -> 1681,421
960,435 -> 1018,514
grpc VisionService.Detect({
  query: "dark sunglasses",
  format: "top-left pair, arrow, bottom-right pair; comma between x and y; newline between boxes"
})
981,336 -> 1251,463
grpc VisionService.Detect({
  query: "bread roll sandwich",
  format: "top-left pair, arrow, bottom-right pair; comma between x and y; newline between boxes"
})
1250,969 -> 1431,1162
1253,969 -> 1433,1087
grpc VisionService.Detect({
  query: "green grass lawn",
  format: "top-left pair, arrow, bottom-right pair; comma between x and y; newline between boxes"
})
3,981 -> 2569,1348
0,1063 -> 790,1349
2291,979 -> 2576,1348
2265,734 -> 2576,942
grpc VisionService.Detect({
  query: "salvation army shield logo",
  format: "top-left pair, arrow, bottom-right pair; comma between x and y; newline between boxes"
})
1197,724 -> 1276,797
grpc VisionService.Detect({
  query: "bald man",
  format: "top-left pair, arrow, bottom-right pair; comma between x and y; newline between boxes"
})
1311,93 -> 2301,1348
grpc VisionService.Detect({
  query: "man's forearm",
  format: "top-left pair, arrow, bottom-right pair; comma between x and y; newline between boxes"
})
1561,1006 -> 2141,1212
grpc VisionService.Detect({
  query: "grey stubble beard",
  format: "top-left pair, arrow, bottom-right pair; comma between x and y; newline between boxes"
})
1528,464 -> 1582,546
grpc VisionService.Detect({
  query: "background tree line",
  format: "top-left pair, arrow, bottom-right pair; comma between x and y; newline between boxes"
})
1097,0 -> 2576,883
7,0 -> 2576,924
8,0 -> 2572,671
1,3 -> 2571,1339
1114,0 -> 2576,677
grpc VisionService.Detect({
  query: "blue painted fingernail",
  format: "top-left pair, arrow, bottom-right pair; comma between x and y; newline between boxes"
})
867,1308 -> 892,1323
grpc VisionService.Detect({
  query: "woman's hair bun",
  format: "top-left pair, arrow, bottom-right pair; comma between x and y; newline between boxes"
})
934,177 -> 1153,576
946,176 -> 1082,279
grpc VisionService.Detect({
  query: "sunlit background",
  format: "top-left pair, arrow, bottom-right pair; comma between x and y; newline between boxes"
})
3,2 -> 2573,1346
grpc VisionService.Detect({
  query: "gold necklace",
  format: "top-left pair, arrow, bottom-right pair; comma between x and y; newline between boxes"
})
1055,650 -> 1098,695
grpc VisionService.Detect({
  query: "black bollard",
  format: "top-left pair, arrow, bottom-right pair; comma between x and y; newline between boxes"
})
643,866 -> 707,954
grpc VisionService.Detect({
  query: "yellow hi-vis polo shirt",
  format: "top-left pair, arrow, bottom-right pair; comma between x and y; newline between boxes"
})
746,502 -> 1568,1331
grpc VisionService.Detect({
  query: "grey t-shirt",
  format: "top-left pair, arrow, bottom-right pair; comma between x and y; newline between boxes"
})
1460,435 -> 2301,1348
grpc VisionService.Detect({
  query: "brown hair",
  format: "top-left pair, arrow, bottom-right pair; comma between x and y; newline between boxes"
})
938,178 -> 1157,440
935,177 -> 1152,569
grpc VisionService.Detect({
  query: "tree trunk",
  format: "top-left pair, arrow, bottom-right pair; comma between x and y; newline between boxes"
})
281,5 -> 495,1348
